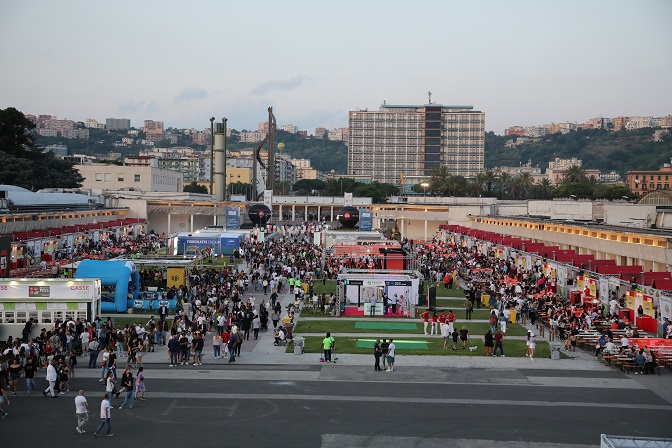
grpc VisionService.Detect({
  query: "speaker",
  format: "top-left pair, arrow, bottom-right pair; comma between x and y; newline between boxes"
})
428,286 -> 437,310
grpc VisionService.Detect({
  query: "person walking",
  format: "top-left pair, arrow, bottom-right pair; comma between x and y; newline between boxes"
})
74,389 -> 89,434
385,339 -> 396,372
483,330 -> 494,356
134,367 -> 145,401
24,357 -> 37,395
494,330 -> 505,357
212,333 -> 221,360
227,329 -> 237,363
369,293 -> 377,317
464,297 -> 473,321
43,360 -> 58,398
526,331 -> 536,360
88,337 -> 99,368
93,393 -> 113,438
459,325 -> 469,350
117,367 -> 135,410
373,339 -> 382,371
0,387 -> 10,419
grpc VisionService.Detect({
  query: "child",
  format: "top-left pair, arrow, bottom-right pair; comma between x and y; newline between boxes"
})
451,330 -> 459,350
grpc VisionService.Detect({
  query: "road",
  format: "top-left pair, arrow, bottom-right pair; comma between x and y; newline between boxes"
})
3,363 -> 671,446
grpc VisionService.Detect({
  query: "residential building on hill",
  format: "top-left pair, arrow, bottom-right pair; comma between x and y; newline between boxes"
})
348,103 -> 485,185
626,163 -> 672,195
105,118 -> 130,130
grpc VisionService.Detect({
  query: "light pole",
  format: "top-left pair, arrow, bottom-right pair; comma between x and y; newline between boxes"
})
209,117 -> 215,195
421,182 -> 429,203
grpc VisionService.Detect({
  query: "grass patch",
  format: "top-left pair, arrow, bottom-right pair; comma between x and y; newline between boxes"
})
310,280 -> 337,295
294,319 -> 527,336
300,336 -> 550,358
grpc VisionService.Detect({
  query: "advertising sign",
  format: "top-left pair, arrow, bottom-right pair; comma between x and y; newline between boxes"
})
0,236 -> 11,278
226,206 -> 240,230
359,209 -> 373,232
263,190 -> 273,209
344,192 -> 353,207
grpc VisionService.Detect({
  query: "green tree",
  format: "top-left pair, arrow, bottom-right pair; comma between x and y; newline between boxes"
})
0,107 -> 83,190
292,179 -> 326,193
183,181 -> 208,194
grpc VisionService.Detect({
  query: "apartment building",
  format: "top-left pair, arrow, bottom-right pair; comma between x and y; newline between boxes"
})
105,118 -> 131,130
626,163 -> 672,195
76,163 -> 182,194
348,103 -> 485,185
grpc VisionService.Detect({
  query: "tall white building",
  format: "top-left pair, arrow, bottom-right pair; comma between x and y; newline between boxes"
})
348,103 -> 485,185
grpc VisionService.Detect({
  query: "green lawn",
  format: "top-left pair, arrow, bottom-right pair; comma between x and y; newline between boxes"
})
311,280 -> 337,295
294,318 -> 528,336
296,336 -> 550,358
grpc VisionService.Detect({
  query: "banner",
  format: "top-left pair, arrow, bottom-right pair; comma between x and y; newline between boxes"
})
263,190 -> 273,209
599,278 -> 609,302
359,209 -> 373,232
0,281 -> 100,300
226,206 -> 240,230
660,295 -> 672,321
643,295 -> 654,316
344,192 -> 353,207
167,267 -> 185,289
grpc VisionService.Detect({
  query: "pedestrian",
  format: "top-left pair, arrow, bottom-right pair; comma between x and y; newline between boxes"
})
43,359 -> 58,398
212,332 -> 221,360
168,334 -> 180,367
459,325 -> 469,350
373,339 -> 382,371
483,329 -> 494,356
134,367 -> 145,401
252,314 -> 260,340
430,312 -> 438,336
0,386 -> 10,418
322,332 -> 335,363
526,331 -> 536,361
117,367 -> 135,410
464,296 -> 473,321
75,389 -> 89,434
420,309 -> 430,335
24,357 -> 37,395
93,393 -> 114,438
228,329 -> 237,362
385,339 -> 396,372
380,339 -> 389,370
88,337 -> 99,368
441,321 -> 450,349
192,331 -> 204,366
369,293 -> 377,317
494,330 -> 505,357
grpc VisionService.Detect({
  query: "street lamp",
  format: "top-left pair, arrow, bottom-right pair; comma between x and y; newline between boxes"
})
421,182 -> 429,202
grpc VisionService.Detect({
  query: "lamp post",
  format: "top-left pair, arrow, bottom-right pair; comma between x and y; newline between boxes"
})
209,117 -> 215,196
421,182 -> 429,203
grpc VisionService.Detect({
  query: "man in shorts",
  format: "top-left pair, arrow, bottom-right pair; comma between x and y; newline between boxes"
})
192,331 -> 204,366
385,339 -> 396,372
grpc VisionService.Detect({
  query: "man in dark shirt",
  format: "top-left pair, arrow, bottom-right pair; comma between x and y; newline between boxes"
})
167,334 -> 180,367
107,352 -> 117,380
373,339 -> 382,371
179,334 -> 189,365
192,332 -> 204,366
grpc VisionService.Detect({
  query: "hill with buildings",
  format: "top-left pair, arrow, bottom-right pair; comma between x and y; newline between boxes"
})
485,128 -> 672,175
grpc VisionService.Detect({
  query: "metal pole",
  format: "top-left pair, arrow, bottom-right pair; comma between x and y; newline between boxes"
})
209,117 -> 215,195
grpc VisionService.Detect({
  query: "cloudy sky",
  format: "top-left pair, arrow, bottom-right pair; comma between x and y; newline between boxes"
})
1,0 -> 670,134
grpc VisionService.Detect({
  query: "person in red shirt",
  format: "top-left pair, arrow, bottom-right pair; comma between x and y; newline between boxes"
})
438,311 -> 447,325
421,310 -> 430,335
447,310 -> 457,334
494,330 -> 505,357
430,312 -> 439,336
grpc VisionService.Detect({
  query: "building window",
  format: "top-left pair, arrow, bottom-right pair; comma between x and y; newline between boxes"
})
135,175 -> 141,182
95,173 -> 102,182
104,173 -> 111,182
118,174 -> 124,182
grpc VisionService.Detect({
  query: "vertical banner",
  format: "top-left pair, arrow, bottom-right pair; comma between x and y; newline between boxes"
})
0,236 -> 11,278
359,209 -> 373,231
599,277 -> 609,302
344,192 -> 353,206
226,206 -> 240,230
659,295 -> 672,321
167,267 -> 185,289
263,190 -> 273,209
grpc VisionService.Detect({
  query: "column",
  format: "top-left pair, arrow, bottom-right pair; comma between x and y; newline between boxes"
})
400,218 -> 405,240
305,205 -> 308,222
279,205 -> 283,222
331,206 -> 334,222
424,219 -> 428,242
190,214 -> 194,233
167,214 -> 171,234
317,205 -> 321,221
292,205 -> 296,222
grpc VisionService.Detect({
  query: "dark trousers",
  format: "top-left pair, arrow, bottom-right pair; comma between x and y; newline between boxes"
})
324,349 -> 331,362
253,328 -> 259,340
465,309 -> 473,320
494,343 -> 504,356
374,355 -> 381,370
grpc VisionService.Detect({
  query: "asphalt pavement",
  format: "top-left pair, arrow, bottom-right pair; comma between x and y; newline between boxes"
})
3,269 -> 672,446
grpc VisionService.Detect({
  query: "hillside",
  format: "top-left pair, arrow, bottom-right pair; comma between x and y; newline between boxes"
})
485,128 -> 672,175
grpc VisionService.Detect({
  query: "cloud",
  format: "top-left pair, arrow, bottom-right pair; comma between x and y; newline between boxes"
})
116,101 -> 144,116
250,76 -> 308,95
174,87 -> 207,104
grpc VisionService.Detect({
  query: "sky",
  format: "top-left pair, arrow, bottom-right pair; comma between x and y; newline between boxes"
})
1,0 -> 670,134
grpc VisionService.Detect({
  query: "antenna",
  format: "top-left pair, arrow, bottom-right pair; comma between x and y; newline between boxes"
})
427,91 -> 432,104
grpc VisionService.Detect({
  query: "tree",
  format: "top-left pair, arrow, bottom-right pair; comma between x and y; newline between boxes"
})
183,181 -> 208,194
292,179 -> 326,193
0,107 -> 83,190
563,165 -> 587,184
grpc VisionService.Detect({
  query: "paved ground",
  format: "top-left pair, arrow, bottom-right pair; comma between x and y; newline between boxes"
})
3,270 -> 672,445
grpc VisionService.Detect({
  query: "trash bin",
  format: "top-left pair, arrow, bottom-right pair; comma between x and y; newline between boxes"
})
293,337 -> 304,354
550,342 -> 562,360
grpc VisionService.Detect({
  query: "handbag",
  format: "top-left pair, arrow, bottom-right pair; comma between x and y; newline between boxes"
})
101,360 -> 107,366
